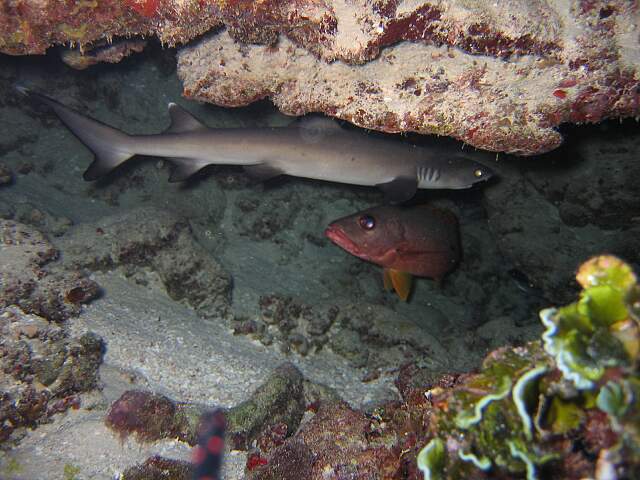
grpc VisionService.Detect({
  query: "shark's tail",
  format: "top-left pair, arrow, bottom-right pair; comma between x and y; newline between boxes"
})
16,85 -> 135,181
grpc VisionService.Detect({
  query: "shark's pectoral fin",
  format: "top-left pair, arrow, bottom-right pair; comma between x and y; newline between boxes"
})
83,150 -> 133,181
244,164 -> 284,182
167,158 -> 207,182
383,268 -> 413,301
166,103 -> 208,133
376,176 -> 418,204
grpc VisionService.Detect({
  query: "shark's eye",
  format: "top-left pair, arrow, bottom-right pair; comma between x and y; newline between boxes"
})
358,215 -> 376,230
474,169 -> 484,178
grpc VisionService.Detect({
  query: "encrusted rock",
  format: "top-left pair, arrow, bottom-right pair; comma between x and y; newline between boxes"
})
0,0 -> 221,55
55,207 -> 232,319
178,7 -> 640,156
120,455 -> 193,480
246,401 -> 400,479
484,133 -> 640,303
60,39 -> 147,70
104,362 -> 309,453
105,390 -> 201,444
0,306 -> 104,443
0,220 -> 99,322
226,362 -> 306,450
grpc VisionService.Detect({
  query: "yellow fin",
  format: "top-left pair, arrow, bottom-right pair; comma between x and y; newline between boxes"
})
387,268 -> 413,301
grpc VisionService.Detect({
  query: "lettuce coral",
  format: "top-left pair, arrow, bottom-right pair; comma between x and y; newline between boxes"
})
417,255 -> 640,479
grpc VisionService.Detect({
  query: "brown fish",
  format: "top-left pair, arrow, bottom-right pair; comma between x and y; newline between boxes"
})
325,205 -> 461,300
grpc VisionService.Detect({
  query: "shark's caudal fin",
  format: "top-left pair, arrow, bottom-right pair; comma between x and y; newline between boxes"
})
16,86 -> 134,181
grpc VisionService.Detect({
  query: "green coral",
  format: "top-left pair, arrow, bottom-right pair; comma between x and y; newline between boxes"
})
417,438 -> 445,480
454,375 -> 512,429
417,255 -> 640,480
541,255 -> 639,390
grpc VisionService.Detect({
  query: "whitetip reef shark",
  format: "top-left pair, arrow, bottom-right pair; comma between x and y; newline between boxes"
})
18,87 -> 494,203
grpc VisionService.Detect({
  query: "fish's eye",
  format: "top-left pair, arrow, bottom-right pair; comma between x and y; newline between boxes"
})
474,168 -> 484,178
358,215 -> 376,230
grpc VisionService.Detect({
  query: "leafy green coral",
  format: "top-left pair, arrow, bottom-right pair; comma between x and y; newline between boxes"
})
417,255 -> 640,479
541,255 -> 639,390
417,438 -> 445,480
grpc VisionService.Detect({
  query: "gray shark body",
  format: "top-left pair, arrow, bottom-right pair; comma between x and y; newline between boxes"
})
21,88 -> 494,203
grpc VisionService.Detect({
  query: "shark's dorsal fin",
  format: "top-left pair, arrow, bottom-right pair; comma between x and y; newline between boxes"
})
166,103 -> 208,133
376,176 -> 418,204
289,116 -> 342,131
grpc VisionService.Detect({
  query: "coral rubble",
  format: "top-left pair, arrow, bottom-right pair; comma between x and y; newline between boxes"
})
120,456 -> 193,480
0,306 -> 104,443
0,220 -> 99,322
0,221 -> 104,445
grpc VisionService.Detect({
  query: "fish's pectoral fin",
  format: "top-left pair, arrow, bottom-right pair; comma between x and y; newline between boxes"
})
384,268 -> 413,301
167,157 -> 207,182
376,176 -> 418,204
244,164 -> 284,182
166,103 -> 208,133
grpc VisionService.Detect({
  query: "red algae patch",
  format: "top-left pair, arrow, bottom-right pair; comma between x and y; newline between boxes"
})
105,390 -> 179,442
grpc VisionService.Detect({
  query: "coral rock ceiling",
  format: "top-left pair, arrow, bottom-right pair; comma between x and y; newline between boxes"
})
2,0 -> 639,154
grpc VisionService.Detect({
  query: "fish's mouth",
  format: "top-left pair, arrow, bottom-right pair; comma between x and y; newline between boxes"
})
325,225 -> 365,258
